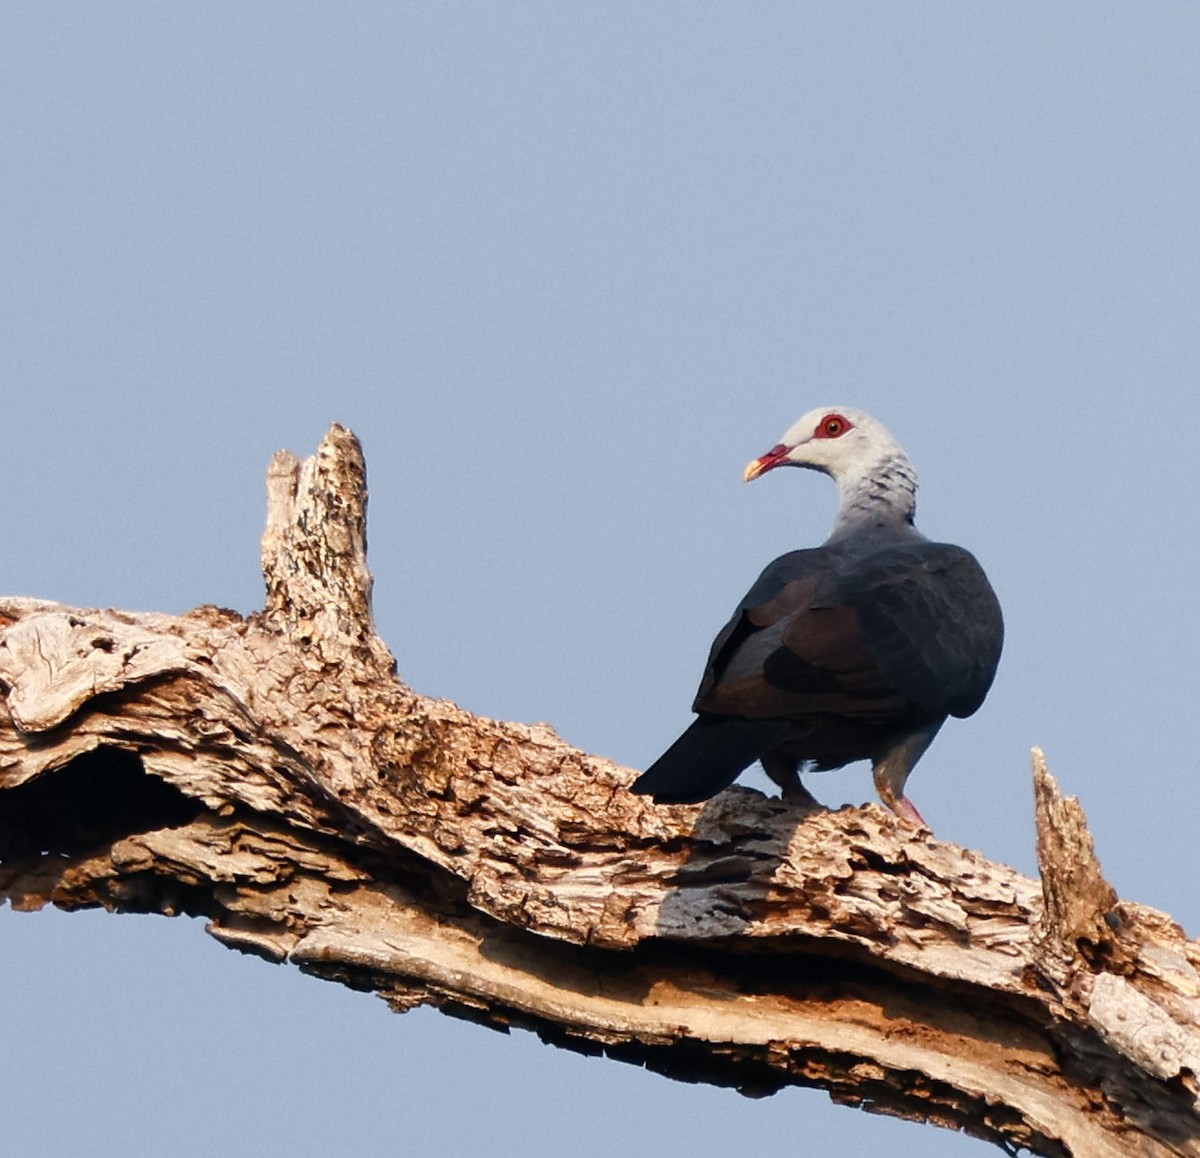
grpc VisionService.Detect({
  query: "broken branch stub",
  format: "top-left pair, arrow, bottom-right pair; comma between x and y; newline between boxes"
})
260,423 -> 390,669
0,424 -> 1198,1156
1032,747 -> 1124,972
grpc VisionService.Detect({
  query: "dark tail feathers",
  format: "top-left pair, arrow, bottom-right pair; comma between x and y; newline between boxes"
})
630,717 -> 790,804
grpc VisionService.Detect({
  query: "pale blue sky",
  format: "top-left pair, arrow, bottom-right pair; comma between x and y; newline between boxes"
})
3,5 -> 1199,1155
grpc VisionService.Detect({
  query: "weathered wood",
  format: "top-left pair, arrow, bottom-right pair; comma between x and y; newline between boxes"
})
0,424 -> 1197,1156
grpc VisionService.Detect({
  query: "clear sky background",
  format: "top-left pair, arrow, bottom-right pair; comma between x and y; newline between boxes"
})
2,6 -> 1198,1155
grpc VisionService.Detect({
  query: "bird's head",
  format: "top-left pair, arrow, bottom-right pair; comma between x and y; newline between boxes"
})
744,407 -> 905,483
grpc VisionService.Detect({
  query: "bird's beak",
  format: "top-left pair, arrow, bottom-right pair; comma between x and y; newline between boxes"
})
743,443 -> 791,483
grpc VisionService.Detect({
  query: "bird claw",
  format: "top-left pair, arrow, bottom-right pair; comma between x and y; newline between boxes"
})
890,795 -> 929,829
781,782 -> 823,812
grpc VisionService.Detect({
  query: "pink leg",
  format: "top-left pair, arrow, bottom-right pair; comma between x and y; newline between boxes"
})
872,725 -> 940,829
890,794 -> 928,828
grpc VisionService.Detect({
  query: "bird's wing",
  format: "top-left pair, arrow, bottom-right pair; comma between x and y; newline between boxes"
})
695,542 -> 1002,722
695,549 -> 909,721
843,542 -> 1003,719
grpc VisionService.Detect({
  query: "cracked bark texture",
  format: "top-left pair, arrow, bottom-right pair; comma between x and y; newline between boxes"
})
0,425 -> 1197,1157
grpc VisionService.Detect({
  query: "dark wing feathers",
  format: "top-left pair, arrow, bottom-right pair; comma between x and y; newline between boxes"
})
696,553 -> 829,701
845,544 -> 1003,718
694,539 -> 1002,724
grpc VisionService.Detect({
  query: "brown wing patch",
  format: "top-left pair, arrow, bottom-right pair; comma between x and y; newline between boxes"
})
745,576 -> 823,628
701,673 -> 909,720
698,600 -> 910,721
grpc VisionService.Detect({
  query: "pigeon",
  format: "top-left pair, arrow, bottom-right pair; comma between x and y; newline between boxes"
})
631,407 -> 1003,825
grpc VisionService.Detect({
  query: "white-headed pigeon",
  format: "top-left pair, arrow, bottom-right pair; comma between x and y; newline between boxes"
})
631,407 -> 1003,825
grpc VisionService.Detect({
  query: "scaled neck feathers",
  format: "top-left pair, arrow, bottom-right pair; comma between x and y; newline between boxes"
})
827,451 -> 918,542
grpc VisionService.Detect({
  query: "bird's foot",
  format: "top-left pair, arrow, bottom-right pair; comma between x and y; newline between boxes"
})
762,753 -> 822,811
887,794 -> 929,829
872,770 -> 929,827
872,733 -> 937,830
781,780 -> 823,812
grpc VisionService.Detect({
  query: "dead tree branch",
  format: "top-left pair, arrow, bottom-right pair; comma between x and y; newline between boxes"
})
0,425 -> 1197,1156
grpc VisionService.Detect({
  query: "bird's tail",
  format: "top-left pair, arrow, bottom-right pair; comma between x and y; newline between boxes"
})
630,717 -> 790,804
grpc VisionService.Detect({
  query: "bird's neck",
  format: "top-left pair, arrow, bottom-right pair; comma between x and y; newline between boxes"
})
827,453 -> 918,542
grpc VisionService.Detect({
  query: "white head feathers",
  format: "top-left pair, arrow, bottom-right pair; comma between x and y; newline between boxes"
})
744,406 -> 918,538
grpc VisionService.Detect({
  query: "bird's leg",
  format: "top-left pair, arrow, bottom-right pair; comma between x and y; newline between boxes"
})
871,722 -> 941,829
872,767 -> 928,827
761,753 -> 822,811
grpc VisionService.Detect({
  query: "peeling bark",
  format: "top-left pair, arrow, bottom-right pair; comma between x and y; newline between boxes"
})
0,424 -> 1197,1156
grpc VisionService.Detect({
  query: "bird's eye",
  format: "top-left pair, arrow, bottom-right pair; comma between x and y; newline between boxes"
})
815,413 -> 852,439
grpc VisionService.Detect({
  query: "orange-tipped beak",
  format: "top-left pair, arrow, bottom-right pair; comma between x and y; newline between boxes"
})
743,443 -> 790,483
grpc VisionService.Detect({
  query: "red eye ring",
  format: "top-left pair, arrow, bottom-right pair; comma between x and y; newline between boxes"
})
814,413 -> 853,439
